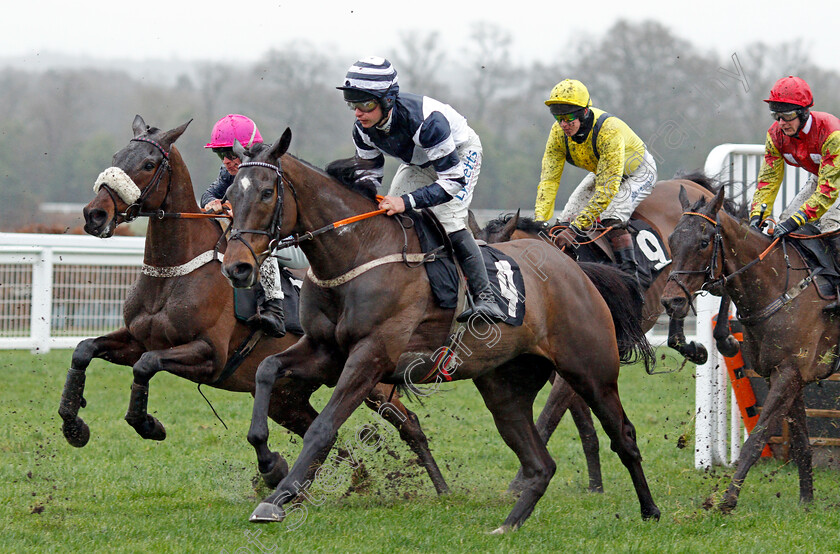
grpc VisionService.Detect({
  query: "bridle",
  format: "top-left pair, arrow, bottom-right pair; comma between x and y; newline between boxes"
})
666,209 -> 815,325
225,160 -> 295,269
97,136 -> 173,229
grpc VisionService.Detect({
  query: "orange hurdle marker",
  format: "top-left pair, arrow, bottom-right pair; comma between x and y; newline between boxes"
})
712,314 -> 772,458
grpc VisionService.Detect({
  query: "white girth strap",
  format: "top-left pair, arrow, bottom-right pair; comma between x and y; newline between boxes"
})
142,250 -> 224,278
94,166 -> 142,204
306,253 -> 429,288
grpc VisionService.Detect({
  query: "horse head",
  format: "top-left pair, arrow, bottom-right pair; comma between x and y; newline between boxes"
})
84,114 -> 191,238
660,185 -> 728,319
222,128 -> 295,289
471,210 -> 521,243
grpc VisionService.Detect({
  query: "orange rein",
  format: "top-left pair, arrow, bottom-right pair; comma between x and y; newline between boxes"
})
331,196 -> 387,228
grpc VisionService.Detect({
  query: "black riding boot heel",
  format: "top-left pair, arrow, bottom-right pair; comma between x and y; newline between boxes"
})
449,229 -> 507,323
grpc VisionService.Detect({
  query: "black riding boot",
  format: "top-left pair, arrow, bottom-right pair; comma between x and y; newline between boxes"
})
250,284 -> 286,337
449,229 -> 507,323
823,235 -> 840,313
608,226 -> 641,288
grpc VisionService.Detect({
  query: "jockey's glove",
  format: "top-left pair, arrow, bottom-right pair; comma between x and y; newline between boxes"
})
773,215 -> 803,238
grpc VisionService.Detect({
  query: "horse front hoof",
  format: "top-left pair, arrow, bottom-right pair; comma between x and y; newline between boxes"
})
134,416 -> 166,441
250,502 -> 285,523
488,525 -> 513,535
261,452 -> 289,489
62,418 -> 90,448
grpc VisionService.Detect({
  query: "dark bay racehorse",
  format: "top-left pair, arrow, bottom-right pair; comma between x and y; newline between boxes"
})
221,129 -> 659,531
60,115 -> 448,495
472,176 -> 717,492
661,185 -> 838,513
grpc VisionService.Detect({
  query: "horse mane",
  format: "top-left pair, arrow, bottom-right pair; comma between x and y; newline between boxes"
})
485,212 -> 546,234
675,170 -> 748,220
325,156 -> 380,202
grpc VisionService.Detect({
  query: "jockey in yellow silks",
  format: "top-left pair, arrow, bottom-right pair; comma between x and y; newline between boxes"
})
534,79 -> 657,285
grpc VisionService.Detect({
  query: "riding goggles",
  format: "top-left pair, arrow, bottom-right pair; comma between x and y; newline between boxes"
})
213,148 -> 238,161
347,99 -> 379,113
554,112 -> 581,123
771,110 -> 800,122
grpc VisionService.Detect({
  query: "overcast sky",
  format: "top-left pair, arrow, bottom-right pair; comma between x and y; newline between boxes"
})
4,0 -> 838,74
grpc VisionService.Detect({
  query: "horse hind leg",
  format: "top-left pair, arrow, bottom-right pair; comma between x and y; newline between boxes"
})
472,360 -> 555,533
508,375 -> 602,494
564,369 -> 660,520
364,384 -> 450,495
787,391 -> 814,505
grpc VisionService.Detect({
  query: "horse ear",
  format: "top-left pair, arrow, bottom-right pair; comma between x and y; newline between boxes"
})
267,128 -> 293,162
501,210 -> 520,240
159,119 -> 192,148
710,185 -> 726,214
467,210 -> 482,237
232,139 -> 247,160
678,185 -> 691,211
132,115 -> 147,138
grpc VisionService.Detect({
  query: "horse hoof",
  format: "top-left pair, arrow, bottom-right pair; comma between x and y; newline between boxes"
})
134,416 -> 166,441
250,502 -> 285,523
488,524 -> 515,535
642,507 -> 661,521
62,418 -> 90,448
261,452 -> 289,489
686,343 -> 708,365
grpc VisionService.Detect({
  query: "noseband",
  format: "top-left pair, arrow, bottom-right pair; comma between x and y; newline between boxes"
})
226,160 -> 295,269
665,211 -> 726,311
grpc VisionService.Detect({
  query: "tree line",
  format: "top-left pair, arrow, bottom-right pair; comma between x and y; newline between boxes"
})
2,19 -> 838,232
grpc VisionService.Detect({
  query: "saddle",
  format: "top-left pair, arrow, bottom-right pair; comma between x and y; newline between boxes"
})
786,223 -> 840,301
553,217 -> 672,290
406,209 -> 526,326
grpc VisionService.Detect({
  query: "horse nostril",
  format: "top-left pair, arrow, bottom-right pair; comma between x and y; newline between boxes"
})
230,262 -> 254,283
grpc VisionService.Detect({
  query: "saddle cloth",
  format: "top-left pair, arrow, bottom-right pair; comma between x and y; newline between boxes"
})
408,209 -> 526,326
567,218 -> 672,290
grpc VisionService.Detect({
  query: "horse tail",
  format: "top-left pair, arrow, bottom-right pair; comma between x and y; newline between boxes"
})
579,262 -> 655,372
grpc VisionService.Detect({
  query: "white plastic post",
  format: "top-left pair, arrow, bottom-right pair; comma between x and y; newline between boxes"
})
29,247 -> 54,354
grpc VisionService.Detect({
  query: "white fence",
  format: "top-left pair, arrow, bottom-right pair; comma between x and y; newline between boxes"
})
0,233 -> 144,353
695,143 -> 812,468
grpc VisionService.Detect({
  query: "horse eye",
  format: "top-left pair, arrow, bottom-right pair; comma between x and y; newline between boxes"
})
260,188 -> 274,201
699,238 -> 710,249
143,162 -> 155,171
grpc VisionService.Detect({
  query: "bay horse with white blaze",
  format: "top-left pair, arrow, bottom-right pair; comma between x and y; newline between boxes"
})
661,185 -> 838,513
60,115 -> 448,495
221,129 -> 660,531
473,176 -> 717,492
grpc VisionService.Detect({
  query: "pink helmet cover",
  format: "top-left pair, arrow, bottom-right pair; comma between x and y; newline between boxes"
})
204,114 -> 263,148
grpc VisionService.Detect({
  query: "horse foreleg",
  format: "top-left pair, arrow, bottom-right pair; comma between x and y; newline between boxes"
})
472,362 -> 555,533
59,328 -> 144,447
717,367 -> 803,514
247,337 -> 341,491
124,340 -> 215,441
364,384 -> 450,495
786,390 -> 814,505
250,339 -> 385,524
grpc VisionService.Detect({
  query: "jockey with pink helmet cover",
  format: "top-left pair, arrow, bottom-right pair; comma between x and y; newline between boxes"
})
748,76 -> 840,311
202,114 -> 307,337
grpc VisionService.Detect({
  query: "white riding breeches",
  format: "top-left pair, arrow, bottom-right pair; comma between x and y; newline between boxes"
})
387,129 -> 482,234
558,149 -> 658,228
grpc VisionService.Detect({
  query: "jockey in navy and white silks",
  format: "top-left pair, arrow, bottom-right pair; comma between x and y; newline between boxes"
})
338,57 -> 505,323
